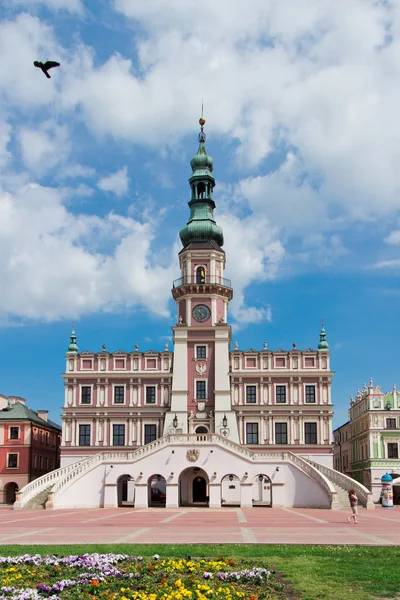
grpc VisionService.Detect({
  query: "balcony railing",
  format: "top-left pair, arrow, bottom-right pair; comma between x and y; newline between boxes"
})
173,276 -> 231,288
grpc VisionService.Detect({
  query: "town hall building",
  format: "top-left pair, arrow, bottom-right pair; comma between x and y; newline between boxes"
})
14,119 -> 374,511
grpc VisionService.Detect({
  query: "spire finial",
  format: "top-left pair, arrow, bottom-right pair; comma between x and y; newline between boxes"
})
198,100 -> 206,142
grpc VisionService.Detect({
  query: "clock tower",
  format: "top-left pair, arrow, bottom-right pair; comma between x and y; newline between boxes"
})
165,118 -> 239,441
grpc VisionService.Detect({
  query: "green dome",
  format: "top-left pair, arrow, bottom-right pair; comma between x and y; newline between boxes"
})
180,216 -> 224,247
190,144 -> 214,172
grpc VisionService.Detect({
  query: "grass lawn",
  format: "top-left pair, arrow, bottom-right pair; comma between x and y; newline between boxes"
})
0,544 -> 399,600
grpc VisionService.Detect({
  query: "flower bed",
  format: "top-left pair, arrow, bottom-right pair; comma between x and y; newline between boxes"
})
0,554 -> 289,600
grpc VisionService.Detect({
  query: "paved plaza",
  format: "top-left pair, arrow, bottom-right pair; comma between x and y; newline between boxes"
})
0,506 -> 399,546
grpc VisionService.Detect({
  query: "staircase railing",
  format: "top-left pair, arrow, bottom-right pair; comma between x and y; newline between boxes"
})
286,453 -> 337,507
46,452 -> 105,508
305,459 -> 375,509
13,458 -> 87,509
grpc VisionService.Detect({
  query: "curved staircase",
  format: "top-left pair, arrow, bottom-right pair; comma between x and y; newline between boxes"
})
304,459 -> 375,509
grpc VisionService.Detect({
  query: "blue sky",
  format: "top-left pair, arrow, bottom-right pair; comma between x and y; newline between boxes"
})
0,0 -> 399,429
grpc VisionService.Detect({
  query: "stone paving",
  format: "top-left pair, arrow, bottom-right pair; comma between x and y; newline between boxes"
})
0,505 -> 399,546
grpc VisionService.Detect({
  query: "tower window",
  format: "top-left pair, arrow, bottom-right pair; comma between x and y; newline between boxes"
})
196,266 -> 206,284
196,381 -> 206,399
197,182 -> 206,198
196,345 -> 207,359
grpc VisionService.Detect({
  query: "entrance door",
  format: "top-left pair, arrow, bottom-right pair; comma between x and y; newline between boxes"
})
4,482 -> 18,504
192,476 -> 207,502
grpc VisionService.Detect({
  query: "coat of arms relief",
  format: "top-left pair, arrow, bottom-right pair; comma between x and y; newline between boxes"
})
186,449 -> 200,462
196,363 -> 206,376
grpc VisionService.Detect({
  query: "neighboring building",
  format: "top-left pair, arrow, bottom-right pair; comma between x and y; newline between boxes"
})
333,380 -> 400,503
0,395 -> 61,504
16,120 -> 371,511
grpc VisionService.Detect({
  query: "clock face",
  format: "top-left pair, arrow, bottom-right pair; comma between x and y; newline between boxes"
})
192,304 -> 211,323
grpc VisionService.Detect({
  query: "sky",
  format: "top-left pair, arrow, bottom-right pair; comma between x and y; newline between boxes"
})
0,0 -> 399,430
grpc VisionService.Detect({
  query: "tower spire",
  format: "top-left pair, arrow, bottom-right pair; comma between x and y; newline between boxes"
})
318,319 -> 329,351
179,114 -> 224,248
67,323 -> 79,353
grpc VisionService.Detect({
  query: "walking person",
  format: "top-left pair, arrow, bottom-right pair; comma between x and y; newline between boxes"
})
347,490 -> 359,524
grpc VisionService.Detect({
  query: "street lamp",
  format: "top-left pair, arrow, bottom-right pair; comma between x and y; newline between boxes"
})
173,414 -> 178,428
222,414 -> 228,428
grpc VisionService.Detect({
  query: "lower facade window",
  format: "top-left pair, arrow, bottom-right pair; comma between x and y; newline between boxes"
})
304,422 -> 318,444
275,386 -> 286,403
7,453 -> 18,468
113,424 -> 125,446
144,424 -> 157,445
246,386 -> 257,403
305,385 -> 316,403
79,424 -> 91,446
81,386 -> 91,404
146,386 -> 156,404
114,386 -> 124,404
275,423 -> 288,444
388,443 -> 398,459
246,422 -> 259,444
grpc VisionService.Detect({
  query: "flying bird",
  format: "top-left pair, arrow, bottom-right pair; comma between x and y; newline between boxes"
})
33,60 -> 60,79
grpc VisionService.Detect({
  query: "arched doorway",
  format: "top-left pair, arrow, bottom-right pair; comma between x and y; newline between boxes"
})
4,482 -> 18,505
179,467 -> 209,506
221,474 -> 240,506
148,474 -> 166,507
117,474 -> 134,507
252,474 -> 272,507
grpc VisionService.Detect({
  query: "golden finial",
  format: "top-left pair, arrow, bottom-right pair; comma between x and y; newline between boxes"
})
199,99 -> 205,126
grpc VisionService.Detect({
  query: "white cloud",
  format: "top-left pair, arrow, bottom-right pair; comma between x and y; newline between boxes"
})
12,0 -> 84,14
371,258 -> 400,269
0,120 -> 12,169
0,182 -> 176,321
384,230 -> 400,245
17,120 -> 70,175
97,166 -> 129,197
220,212 -> 285,325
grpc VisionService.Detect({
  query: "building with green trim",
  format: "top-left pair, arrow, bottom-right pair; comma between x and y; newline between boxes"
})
333,379 -> 400,503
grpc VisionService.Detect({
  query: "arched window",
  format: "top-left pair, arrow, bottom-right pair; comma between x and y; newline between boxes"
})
196,266 -> 206,284
195,426 -> 208,434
